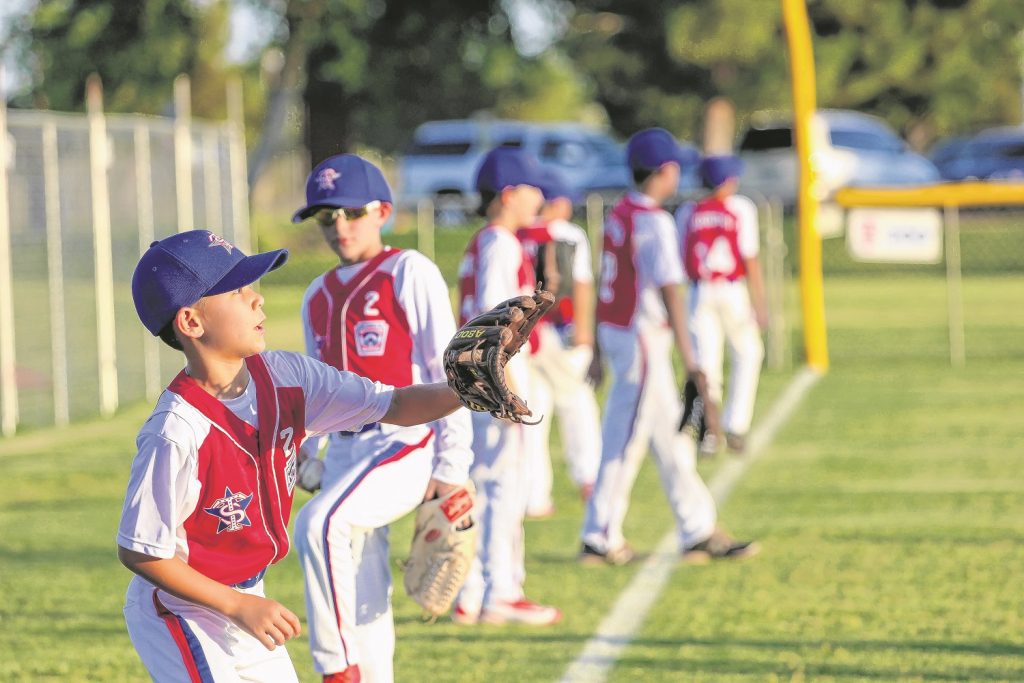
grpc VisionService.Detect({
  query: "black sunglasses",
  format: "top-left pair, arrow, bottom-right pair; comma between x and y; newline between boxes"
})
314,200 -> 382,226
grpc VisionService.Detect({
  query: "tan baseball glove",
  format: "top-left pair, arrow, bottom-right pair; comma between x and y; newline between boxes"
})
443,290 -> 555,423
403,481 -> 478,618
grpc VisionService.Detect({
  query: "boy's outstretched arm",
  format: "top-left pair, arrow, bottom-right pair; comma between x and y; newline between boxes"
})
117,547 -> 300,650
382,382 -> 462,426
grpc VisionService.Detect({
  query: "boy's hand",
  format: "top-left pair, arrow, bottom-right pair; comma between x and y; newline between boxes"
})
227,593 -> 301,650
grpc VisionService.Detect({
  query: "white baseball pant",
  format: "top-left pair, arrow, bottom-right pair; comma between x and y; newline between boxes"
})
523,323 -> 601,515
293,424 -> 434,681
123,578 -> 298,683
688,279 -> 764,436
582,324 -> 717,553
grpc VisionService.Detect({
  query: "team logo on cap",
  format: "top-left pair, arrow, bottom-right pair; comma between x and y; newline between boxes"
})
207,233 -> 235,254
316,167 -> 341,191
203,487 -> 253,533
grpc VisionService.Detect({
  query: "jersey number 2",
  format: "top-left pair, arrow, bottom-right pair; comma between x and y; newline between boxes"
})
363,291 -> 381,317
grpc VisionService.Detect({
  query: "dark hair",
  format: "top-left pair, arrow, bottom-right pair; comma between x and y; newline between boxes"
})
476,190 -> 498,217
632,168 -> 654,186
158,320 -> 184,351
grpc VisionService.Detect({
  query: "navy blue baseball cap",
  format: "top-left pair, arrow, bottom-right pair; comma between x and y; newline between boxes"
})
700,154 -> 744,188
626,128 -> 700,172
538,167 -> 578,203
292,154 -> 393,223
131,230 -> 289,336
475,147 -> 545,193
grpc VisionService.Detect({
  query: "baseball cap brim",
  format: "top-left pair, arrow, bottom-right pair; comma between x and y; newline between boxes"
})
206,249 -> 289,296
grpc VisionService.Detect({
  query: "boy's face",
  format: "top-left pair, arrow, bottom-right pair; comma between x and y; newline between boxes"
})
316,201 -> 391,265
501,184 -> 545,228
191,285 -> 267,358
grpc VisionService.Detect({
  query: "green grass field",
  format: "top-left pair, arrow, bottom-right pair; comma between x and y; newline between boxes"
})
2,269 -> 1022,681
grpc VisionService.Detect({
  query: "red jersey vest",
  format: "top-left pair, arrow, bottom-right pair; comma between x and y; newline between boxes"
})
595,196 -> 656,328
517,223 -> 573,326
683,197 -> 746,282
170,354 -> 305,586
458,225 -> 534,326
305,248 -> 415,388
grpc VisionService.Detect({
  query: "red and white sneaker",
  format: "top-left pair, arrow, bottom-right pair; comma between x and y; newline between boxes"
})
323,665 -> 361,683
451,602 -> 480,625
480,598 -> 563,626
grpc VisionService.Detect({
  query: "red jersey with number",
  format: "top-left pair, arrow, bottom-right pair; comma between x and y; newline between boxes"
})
683,197 -> 746,282
458,225 -> 534,325
304,248 -> 414,388
170,354 -> 305,585
595,196 -> 657,328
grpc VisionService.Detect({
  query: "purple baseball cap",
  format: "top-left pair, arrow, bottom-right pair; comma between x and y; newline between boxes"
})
131,230 -> 289,336
538,167 -> 578,203
292,154 -> 393,223
626,128 -> 700,172
475,147 -> 545,193
700,155 -> 744,188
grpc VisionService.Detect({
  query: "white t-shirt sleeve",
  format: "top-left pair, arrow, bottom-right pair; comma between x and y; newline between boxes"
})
728,195 -> 760,258
396,253 -> 473,484
300,278 -> 322,359
476,228 -> 522,310
116,418 -> 196,559
635,210 -> 684,288
560,221 -> 594,283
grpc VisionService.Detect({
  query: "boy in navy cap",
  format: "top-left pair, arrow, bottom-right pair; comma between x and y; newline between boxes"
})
676,155 -> 767,455
580,129 -> 760,566
452,147 -> 562,626
118,230 -> 468,682
290,154 -> 473,682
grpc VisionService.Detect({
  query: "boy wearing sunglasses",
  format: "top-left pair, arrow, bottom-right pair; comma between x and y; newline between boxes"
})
291,155 -> 473,682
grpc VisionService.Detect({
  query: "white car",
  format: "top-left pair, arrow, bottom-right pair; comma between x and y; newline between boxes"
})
737,110 -> 940,206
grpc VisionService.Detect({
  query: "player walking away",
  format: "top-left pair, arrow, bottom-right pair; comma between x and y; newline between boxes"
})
579,128 -> 760,566
516,168 -> 601,517
289,155 -> 473,683
452,147 -> 562,626
675,155 -> 767,455
118,230 -> 466,683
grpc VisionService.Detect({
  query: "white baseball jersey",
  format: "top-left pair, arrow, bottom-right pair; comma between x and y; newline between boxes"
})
294,247 -> 472,679
118,351 -> 391,683
675,194 -> 759,282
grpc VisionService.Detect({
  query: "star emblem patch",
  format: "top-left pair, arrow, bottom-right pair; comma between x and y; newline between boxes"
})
203,487 -> 253,533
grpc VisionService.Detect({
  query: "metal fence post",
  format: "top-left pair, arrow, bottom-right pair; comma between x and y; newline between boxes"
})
585,192 -> 604,274
174,74 -> 194,233
416,198 -> 435,262
943,204 -> 966,367
134,122 -> 161,401
762,196 -> 790,370
226,76 -> 252,252
86,74 -> 119,416
42,118 -> 70,425
202,127 -> 223,232
0,67 -> 18,436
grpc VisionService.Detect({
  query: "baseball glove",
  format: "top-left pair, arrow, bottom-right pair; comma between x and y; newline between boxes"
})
678,370 -> 720,444
444,290 -> 556,423
403,481 -> 477,618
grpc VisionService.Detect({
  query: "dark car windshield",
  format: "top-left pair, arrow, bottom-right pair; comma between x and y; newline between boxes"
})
405,141 -> 472,156
830,129 -> 903,153
739,127 -> 793,151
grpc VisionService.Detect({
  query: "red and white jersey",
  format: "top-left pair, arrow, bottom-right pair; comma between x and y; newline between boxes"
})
675,194 -> 759,282
116,351 -> 391,585
458,224 -> 534,325
302,248 -> 472,484
595,192 -> 684,329
517,218 -> 593,326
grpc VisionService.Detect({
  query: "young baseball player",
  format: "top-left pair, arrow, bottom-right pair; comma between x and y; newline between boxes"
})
516,168 -> 601,516
452,147 -> 561,625
580,128 -> 760,565
675,155 -> 767,455
289,154 -> 473,682
117,230 -> 465,683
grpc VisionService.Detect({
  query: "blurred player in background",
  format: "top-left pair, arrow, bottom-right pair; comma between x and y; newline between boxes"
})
290,155 -> 473,682
118,230 -> 465,683
453,147 -> 562,626
516,168 -> 601,517
675,155 -> 767,455
580,128 -> 760,565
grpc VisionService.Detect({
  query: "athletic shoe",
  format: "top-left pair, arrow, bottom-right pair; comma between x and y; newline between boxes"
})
323,665 -> 361,683
726,432 -> 747,454
479,598 -> 562,625
699,433 -> 720,457
451,602 -> 480,625
577,541 -> 634,566
681,529 -> 761,564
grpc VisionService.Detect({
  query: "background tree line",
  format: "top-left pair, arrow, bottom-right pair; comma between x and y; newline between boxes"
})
11,0 -> 1024,181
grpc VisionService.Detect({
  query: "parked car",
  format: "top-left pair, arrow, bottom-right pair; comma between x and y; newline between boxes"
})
929,126 -> 1024,181
398,119 -> 635,221
737,109 -> 941,205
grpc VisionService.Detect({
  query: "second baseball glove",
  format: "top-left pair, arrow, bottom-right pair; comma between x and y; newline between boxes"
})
679,370 -> 720,444
444,290 -> 555,423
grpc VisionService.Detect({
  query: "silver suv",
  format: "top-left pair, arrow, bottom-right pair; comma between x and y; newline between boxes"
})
398,119 -> 631,221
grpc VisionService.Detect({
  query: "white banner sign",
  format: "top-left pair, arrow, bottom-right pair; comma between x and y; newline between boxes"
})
846,207 -> 943,263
